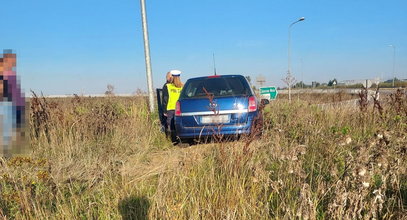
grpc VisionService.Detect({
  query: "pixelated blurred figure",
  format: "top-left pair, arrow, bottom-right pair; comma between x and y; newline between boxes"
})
0,74 -> 15,155
0,50 -> 28,157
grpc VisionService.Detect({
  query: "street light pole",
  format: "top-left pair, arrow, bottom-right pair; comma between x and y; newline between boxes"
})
300,58 -> 304,89
287,17 -> 305,102
140,0 -> 155,112
388,45 -> 396,87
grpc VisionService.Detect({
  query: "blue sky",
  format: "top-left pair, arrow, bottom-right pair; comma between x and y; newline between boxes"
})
1,0 -> 406,95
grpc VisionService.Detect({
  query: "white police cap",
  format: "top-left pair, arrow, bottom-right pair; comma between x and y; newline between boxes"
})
169,69 -> 181,76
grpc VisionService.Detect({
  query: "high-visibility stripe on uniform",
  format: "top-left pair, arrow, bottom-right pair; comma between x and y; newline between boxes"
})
166,83 -> 182,111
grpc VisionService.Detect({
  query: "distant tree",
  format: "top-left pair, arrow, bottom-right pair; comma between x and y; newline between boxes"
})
105,84 -> 115,96
312,81 -> 321,88
294,81 -> 306,88
384,78 -> 403,83
328,78 -> 337,86
134,88 -> 145,96
282,74 -> 296,89
246,76 -> 252,84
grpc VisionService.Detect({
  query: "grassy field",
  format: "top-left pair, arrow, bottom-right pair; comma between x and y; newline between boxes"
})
1,90 -> 406,219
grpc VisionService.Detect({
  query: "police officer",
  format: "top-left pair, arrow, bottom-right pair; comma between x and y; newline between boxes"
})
162,70 -> 183,135
159,72 -> 173,131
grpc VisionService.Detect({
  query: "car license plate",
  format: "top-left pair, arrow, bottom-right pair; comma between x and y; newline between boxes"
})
201,115 -> 230,124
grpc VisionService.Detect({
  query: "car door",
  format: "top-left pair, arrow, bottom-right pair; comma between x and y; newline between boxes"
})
156,88 -> 167,131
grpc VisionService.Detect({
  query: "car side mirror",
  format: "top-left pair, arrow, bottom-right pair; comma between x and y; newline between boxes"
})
260,99 -> 270,106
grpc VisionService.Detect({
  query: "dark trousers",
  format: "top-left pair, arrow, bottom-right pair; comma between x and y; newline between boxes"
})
166,110 -> 177,142
166,110 -> 175,131
16,107 -> 24,128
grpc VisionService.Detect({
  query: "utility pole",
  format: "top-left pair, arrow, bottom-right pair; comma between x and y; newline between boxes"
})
301,58 -> 304,90
388,45 -> 396,87
140,0 -> 155,112
213,53 -> 217,76
256,75 -> 266,87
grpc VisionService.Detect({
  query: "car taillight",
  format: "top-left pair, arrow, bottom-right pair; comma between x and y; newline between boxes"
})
248,96 -> 257,112
175,101 -> 181,116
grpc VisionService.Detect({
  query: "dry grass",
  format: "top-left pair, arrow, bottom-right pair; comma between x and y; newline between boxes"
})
0,90 -> 406,219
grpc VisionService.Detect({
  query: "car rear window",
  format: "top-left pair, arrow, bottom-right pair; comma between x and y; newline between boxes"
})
180,76 -> 251,99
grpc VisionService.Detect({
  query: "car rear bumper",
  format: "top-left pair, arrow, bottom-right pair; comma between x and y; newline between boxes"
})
175,120 -> 253,139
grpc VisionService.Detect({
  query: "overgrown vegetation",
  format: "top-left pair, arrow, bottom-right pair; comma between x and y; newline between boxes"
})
0,90 -> 406,219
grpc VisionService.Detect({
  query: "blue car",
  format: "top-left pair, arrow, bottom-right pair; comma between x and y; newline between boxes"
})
168,74 -> 268,143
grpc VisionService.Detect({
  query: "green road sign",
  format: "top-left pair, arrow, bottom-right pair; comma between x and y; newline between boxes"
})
259,87 -> 278,100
